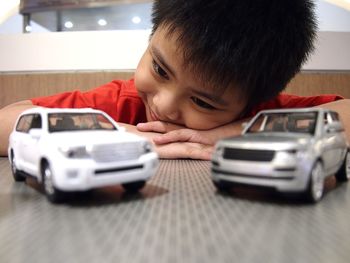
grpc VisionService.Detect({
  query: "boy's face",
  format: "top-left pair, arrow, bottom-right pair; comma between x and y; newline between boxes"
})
134,25 -> 246,130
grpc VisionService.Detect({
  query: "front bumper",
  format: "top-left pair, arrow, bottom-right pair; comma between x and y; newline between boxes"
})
211,158 -> 312,192
49,152 -> 159,191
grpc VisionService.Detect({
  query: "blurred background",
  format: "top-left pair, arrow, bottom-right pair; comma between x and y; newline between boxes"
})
0,0 -> 349,34
0,0 -> 349,72
0,0 -> 349,108
0,0 -> 153,33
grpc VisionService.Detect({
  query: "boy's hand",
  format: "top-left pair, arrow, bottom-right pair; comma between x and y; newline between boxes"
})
137,121 -> 214,145
136,120 -> 247,146
155,142 -> 213,160
120,122 -> 213,160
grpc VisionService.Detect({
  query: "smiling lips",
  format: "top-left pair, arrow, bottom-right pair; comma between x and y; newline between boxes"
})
149,107 -> 160,122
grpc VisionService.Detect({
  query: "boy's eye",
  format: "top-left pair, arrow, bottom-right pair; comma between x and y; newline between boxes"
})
191,97 -> 216,110
152,60 -> 169,80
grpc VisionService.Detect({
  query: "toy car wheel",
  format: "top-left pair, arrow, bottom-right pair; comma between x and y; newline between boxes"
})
305,161 -> 324,203
10,153 -> 25,182
122,181 -> 146,192
213,180 -> 232,192
122,181 -> 146,193
42,162 -> 65,203
335,150 -> 350,182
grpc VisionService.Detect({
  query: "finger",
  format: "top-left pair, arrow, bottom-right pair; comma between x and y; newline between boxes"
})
153,129 -> 212,145
137,121 -> 185,133
153,130 -> 190,144
158,149 -> 212,160
136,121 -> 168,133
156,143 -> 213,160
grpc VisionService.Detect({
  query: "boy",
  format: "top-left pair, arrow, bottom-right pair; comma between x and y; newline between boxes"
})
0,0 -> 349,159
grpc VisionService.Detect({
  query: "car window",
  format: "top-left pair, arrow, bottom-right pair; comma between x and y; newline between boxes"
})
329,111 -> 340,122
30,114 -> 42,129
247,112 -> 317,134
16,114 -> 34,133
323,112 -> 329,125
48,113 -> 116,132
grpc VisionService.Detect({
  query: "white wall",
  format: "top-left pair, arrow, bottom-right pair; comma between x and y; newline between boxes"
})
0,30 -> 149,71
303,31 -> 350,70
316,0 -> 350,31
0,30 -> 349,72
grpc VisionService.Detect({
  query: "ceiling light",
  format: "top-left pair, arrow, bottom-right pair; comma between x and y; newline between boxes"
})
98,19 -> 107,26
25,25 -> 32,32
132,16 -> 141,24
64,21 -> 74,29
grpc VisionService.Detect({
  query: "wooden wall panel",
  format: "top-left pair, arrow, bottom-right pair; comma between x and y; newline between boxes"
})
0,71 -> 349,108
0,71 -> 134,108
286,72 -> 350,98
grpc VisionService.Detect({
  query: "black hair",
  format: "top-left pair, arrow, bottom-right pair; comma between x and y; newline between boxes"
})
151,0 -> 318,115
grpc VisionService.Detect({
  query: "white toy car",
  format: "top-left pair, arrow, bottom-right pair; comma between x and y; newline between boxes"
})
211,108 -> 350,202
8,108 -> 159,202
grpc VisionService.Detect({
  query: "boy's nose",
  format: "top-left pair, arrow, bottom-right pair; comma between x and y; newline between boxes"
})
153,91 -> 181,122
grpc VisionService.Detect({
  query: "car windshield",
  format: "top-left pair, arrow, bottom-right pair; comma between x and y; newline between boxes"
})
246,112 -> 317,135
48,113 -> 117,132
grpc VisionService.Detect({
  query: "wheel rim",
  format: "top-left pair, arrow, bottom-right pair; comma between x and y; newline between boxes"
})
43,165 -> 55,195
346,152 -> 350,179
311,163 -> 324,201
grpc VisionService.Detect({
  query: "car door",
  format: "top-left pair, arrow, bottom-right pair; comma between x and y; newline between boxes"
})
21,113 -> 42,176
321,112 -> 341,174
12,114 -> 33,172
328,112 -> 347,171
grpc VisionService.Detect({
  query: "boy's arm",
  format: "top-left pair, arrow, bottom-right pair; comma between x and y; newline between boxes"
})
0,100 -> 37,156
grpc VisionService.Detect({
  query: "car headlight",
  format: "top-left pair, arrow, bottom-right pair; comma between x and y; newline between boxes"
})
284,148 -> 308,158
142,141 -> 153,153
274,150 -> 298,167
214,145 -> 224,158
276,149 -> 297,158
59,146 -> 91,159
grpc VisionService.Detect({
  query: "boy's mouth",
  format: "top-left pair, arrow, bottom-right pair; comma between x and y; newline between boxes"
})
148,106 -> 161,122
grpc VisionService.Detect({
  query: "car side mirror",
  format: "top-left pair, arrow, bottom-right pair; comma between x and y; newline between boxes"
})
29,128 -> 42,139
241,122 -> 249,134
326,122 -> 344,133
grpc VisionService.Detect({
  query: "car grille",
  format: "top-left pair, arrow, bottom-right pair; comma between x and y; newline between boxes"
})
91,143 -> 142,162
223,148 -> 275,162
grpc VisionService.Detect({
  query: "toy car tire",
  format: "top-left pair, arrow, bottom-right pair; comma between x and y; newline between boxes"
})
335,150 -> 350,182
305,161 -> 324,203
41,162 -> 66,203
213,180 -> 233,192
122,180 -> 146,192
10,152 -> 25,182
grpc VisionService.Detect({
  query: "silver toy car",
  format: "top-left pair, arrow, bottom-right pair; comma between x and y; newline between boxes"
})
8,108 -> 159,203
211,108 -> 350,202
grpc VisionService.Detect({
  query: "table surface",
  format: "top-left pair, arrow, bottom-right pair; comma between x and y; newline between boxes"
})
1,157 -> 350,263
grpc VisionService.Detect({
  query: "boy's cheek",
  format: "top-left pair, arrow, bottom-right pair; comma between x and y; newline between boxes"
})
134,69 -> 155,94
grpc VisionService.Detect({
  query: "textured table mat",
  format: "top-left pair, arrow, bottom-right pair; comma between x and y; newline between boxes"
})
1,158 -> 350,263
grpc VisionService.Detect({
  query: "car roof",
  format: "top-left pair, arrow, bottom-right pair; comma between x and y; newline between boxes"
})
20,107 -> 105,116
256,107 -> 332,115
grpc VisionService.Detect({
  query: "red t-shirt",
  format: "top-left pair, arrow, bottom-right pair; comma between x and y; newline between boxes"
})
31,78 -> 343,124
31,79 -> 146,125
